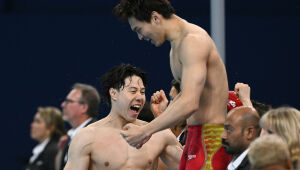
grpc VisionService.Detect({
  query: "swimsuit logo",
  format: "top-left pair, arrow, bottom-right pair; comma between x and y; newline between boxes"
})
229,100 -> 236,107
188,154 -> 196,160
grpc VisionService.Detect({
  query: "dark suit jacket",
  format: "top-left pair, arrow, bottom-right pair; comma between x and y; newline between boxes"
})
25,138 -> 59,170
236,155 -> 251,170
59,118 -> 97,170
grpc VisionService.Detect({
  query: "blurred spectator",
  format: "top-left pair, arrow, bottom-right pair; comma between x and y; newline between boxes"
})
221,106 -> 260,170
55,83 -> 100,170
25,106 -> 66,170
248,134 -> 293,170
260,106 -> 300,168
250,100 -> 272,117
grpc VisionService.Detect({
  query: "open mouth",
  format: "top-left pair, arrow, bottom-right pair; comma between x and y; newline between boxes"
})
130,105 -> 140,112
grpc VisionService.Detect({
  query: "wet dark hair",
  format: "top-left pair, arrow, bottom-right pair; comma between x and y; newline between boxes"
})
251,100 -> 272,117
113,0 -> 175,22
100,63 -> 147,106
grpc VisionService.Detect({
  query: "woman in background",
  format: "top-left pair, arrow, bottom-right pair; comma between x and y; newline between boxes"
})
26,106 -> 66,170
260,106 -> 300,169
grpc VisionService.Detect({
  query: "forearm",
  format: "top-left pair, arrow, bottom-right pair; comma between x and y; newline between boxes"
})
240,98 -> 253,107
144,96 -> 197,136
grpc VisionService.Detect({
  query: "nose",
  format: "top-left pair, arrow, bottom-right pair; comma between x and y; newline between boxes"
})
221,131 -> 226,139
136,92 -> 145,102
61,101 -> 66,108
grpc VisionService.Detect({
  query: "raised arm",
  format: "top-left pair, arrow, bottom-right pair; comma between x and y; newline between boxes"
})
64,129 -> 92,170
121,34 -> 211,148
144,35 -> 209,132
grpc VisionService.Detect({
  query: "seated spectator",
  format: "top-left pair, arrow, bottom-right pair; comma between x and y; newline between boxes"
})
260,106 -> 300,168
248,134 -> 293,170
221,106 -> 260,170
26,106 -> 66,170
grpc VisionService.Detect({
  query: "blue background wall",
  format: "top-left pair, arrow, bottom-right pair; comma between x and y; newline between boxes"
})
1,0 -> 299,169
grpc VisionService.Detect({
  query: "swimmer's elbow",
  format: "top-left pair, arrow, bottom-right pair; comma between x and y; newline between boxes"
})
182,100 -> 199,118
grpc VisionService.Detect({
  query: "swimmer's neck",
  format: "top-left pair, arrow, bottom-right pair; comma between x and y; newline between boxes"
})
164,14 -> 188,44
104,111 -> 135,129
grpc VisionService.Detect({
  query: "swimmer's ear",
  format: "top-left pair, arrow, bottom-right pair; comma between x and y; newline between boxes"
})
151,11 -> 161,24
109,88 -> 117,101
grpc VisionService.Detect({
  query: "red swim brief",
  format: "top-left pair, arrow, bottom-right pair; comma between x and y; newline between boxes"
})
179,124 -> 231,170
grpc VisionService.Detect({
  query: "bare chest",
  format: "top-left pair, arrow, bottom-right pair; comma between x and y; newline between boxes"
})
170,48 -> 182,83
91,133 -> 161,170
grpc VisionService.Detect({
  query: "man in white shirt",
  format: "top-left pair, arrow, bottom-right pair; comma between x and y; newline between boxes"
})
221,106 -> 260,170
55,83 -> 100,170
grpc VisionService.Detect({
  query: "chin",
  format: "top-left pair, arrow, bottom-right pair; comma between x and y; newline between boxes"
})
155,40 -> 165,47
153,42 -> 161,47
31,135 -> 37,141
63,116 -> 69,121
155,43 -> 162,47
126,116 -> 137,123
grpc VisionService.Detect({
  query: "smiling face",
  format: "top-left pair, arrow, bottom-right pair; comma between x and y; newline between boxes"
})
112,75 -> 146,122
128,16 -> 166,47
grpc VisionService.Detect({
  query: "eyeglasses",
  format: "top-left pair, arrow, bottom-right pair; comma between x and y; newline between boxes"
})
63,98 -> 84,104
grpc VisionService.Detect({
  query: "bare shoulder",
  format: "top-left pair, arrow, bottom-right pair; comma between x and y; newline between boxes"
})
85,120 -> 115,136
72,126 -> 96,147
177,27 -> 212,61
180,33 -> 211,51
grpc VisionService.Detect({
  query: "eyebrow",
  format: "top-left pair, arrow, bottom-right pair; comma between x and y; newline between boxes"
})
128,87 -> 145,90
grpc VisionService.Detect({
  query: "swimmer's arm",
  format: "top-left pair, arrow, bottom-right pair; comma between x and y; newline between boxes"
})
64,129 -> 92,170
160,130 -> 183,170
143,35 -> 209,135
